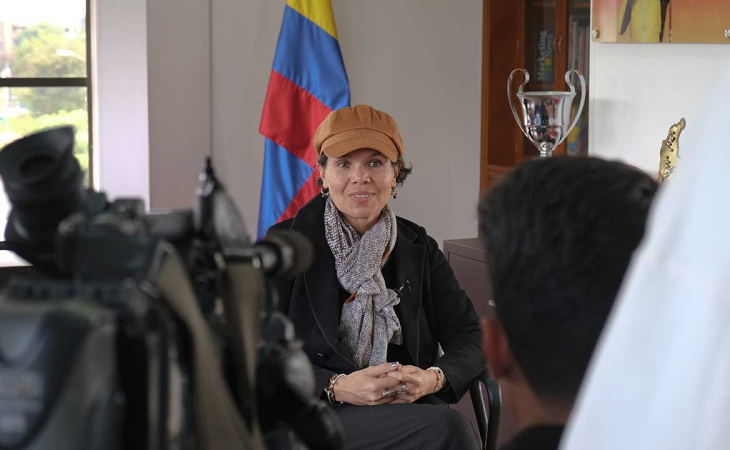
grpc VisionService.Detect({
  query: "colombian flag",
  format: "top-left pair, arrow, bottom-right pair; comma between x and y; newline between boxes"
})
257,0 -> 350,239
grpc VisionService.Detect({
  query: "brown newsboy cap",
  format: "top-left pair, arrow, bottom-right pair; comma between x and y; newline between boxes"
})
313,104 -> 404,162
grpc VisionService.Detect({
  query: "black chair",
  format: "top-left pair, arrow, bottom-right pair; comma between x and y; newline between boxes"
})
468,368 -> 502,450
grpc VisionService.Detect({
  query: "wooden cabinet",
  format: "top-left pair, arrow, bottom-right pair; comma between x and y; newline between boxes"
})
443,238 -> 492,442
443,239 -> 492,318
443,238 -> 520,446
480,0 -> 591,192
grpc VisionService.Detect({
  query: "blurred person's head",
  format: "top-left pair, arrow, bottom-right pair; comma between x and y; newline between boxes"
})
478,156 -> 657,427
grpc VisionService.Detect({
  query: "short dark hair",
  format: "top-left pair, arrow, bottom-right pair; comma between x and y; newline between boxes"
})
479,156 -> 657,403
315,152 -> 413,187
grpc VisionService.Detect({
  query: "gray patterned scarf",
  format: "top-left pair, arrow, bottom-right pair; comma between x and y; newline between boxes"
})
324,197 -> 403,369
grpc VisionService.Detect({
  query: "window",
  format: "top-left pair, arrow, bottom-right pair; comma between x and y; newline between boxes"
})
0,0 -> 91,264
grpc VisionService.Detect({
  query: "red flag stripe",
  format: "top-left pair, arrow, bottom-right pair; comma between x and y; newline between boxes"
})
277,172 -> 320,223
260,70 -> 332,168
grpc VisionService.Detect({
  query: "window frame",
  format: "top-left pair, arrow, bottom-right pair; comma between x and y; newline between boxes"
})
0,0 -> 94,186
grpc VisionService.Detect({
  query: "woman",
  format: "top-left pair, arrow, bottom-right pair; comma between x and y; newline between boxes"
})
269,104 -> 484,449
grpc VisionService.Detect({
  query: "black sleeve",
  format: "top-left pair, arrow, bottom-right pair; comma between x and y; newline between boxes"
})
423,231 -> 486,403
265,219 -> 339,399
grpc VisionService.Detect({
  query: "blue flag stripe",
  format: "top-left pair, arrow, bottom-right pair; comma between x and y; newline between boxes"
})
257,138 -> 313,239
273,6 -> 350,111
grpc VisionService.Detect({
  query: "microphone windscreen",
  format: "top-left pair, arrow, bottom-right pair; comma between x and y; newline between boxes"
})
264,230 -> 313,277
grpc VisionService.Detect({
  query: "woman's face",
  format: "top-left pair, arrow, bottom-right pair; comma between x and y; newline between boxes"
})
319,148 -> 399,234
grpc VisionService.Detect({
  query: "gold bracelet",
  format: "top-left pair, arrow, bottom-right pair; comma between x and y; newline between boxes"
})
325,373 -> 346,406
426,367 -> 445,393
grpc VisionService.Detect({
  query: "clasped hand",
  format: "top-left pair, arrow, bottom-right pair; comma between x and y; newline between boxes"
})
332,362 -> 439,406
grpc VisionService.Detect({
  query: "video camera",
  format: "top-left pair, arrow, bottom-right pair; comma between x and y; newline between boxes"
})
0,127 -> 344,450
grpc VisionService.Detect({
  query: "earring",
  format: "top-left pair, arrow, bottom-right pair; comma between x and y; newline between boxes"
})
391,186 -> 398,199
321,186 -> 330,198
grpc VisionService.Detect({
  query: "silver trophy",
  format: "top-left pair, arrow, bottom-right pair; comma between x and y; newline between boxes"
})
507,69 -> 586,158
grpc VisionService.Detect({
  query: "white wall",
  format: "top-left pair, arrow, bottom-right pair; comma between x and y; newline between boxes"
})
334,1 -> 482,246
210,1 -> 279,239
147,0 -> 211,209
94,0 -> 150,204
211,0 -> 483,246
588,36 -> 730,172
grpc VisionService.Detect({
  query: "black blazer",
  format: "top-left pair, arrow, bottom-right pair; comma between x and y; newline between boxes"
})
268,195 -> 485,403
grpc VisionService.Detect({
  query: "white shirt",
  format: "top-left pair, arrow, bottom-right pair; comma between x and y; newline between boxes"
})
560,62 -> 730,450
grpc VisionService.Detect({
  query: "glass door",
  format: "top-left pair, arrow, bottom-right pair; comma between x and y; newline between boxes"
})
565,0 -> 590,155
520,0 -> 561,158
516,0 -> 590,159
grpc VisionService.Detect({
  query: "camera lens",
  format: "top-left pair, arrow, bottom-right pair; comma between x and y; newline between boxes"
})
0,126 -> 87,265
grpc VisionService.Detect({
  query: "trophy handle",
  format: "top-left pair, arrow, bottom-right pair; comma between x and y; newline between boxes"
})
558,69 -> 587,148
507,69 -> 531,139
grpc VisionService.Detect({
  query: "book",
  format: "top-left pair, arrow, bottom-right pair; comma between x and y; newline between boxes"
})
535,28 -> 555,83
567,15 -> 590,89
566,102 -> 588,155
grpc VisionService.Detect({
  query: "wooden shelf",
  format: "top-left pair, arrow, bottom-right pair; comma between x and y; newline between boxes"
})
523,81 -> 555,91
570,2 -> 590,10
485,164 -> 515,188
529,2 -> 556,8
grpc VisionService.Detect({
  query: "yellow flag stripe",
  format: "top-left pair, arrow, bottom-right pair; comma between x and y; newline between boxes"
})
286,0 -> 338,40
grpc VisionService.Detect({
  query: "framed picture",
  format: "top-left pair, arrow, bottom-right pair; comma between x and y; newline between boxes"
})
593,0 -> 730,43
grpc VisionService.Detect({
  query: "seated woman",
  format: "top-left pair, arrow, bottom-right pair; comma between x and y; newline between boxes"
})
269,104 -> 484,449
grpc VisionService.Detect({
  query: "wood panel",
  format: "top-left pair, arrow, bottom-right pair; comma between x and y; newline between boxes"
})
443,238 -> 492,445
480,0 -> 522,198
444,238 -> 518,446
485,163 -> 515,190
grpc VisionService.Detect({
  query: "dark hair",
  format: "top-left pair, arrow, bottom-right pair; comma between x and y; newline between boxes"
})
478,156 -> 657,404
315,152 -> 413,187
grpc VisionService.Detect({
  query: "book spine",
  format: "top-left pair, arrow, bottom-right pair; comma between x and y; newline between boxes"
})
535,28 -> 555,83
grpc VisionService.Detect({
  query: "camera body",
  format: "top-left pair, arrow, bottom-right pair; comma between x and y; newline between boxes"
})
0,277 -> 194,450
0,127 -> 343,450
0,185 -> 221,450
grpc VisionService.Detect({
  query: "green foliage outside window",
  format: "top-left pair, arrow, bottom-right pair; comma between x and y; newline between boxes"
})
12,23 -> 87,115
1,22 -> 89,184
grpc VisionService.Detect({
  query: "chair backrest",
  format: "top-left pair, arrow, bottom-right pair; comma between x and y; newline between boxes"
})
470,369 -> 502,450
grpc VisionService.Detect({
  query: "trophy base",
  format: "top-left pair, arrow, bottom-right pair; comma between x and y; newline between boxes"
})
538,143 -> 554,158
